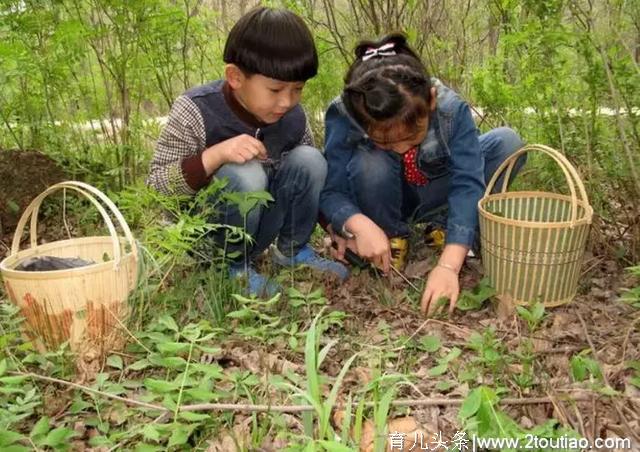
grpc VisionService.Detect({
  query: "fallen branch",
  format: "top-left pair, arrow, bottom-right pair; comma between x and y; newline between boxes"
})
181,394 -> 601,413
16,371 -> 167,412
14,370 -> 634,415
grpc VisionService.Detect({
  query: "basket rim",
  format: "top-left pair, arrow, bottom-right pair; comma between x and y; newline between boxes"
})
12,181 -> 137,266
1,236 -> 136,281
478,191 -> 593,228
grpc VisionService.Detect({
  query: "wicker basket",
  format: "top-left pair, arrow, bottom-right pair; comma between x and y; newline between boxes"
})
478,144 -> 593,307
0,181 -> 138,353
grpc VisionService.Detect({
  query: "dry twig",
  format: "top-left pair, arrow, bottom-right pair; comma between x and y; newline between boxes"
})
16,370 -> 623,415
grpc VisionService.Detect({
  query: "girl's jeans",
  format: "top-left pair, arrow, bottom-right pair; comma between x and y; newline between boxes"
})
347,127 -> 526,241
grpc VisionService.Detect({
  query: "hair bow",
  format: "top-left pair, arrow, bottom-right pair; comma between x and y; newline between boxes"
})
362,42 -> 396,61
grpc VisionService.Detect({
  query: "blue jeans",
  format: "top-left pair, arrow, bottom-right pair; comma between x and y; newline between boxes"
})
348,127 -> 526,239
211,145 -> 327,259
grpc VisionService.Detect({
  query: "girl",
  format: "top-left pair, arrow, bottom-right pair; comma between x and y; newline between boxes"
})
320,33 -> 526,316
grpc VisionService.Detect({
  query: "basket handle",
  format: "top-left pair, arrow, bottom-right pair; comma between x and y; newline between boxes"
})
10,181 -> 137,269
484,144 -> 589,226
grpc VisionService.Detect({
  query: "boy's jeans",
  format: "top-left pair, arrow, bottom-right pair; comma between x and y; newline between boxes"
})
210,145 -> 327,259
348,127 -> 527,239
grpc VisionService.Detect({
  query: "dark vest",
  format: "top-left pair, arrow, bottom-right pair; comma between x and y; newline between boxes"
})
184,80 -> 306,160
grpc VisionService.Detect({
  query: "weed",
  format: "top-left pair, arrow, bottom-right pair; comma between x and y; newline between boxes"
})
459,386 -> 582,452
278,308 -> 358,446
625,361 -> 640,389
466,328 -> 510,381
569,352 -> 602,383
428,347 -> 463,377
619,265 -> 640,308
510,339 -> 536,390
516,302 -> 547,333
456,278 -> 497,311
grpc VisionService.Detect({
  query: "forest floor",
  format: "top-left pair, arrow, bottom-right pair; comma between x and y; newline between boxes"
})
0,152 -> 639,451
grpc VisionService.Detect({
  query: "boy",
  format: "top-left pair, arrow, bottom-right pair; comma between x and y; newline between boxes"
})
148,7 -> 347,295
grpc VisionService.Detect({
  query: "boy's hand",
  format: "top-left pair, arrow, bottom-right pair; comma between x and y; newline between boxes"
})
202,134 -> 267,173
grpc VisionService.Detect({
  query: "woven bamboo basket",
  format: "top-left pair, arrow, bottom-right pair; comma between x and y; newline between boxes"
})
0,181 -> 138,354
478,144 -> 593,307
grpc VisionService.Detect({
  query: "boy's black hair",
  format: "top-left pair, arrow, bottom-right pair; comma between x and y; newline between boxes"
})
343,33 -> 432,136
223,7 -> 318,82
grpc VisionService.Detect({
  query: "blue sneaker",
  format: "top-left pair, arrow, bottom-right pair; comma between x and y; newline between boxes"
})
229,264 -> 280,297
271,244 -> 349,281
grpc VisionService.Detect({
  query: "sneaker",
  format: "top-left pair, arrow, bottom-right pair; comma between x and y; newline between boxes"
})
389,237 -> 409,270
423,226 -> 477,256
424,224 -> 446,248
229,263 -> 280,297
271,244 -> 349,281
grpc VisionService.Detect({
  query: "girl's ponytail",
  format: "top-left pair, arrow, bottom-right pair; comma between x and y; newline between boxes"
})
346,76 -> 403,121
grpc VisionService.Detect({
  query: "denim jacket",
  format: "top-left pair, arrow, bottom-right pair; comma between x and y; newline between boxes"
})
319,79 -> 485,247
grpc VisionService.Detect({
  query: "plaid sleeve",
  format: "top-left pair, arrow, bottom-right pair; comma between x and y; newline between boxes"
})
147,96 -> 206,196
298,111 -> 316,147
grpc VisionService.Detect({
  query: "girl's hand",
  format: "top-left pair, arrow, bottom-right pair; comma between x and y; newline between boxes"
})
348,218 -> 391,273
420,264 -> 460,316
420,243 -> 467,316
327,225 -> 356,264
